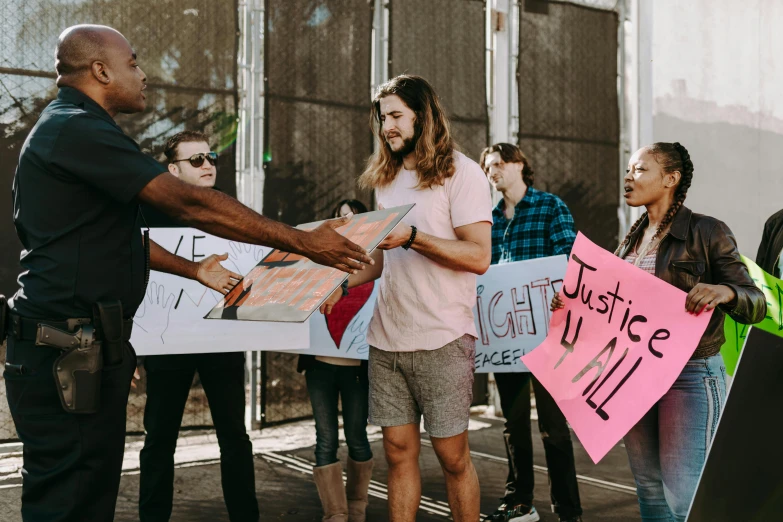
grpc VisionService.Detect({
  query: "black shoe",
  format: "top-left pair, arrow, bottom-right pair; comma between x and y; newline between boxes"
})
560,517 -> 583,522
483,502 -> 540,522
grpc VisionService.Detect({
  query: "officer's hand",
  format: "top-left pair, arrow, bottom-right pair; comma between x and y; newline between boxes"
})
196,253 -> 242,294
301,216 -> 374,274
130,367 -> 141,390
319,287 -> 343,315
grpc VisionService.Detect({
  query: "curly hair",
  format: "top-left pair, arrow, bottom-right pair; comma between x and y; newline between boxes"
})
479,142 -> 535,187
359,75 -> 456,191
615,142 -> 694,255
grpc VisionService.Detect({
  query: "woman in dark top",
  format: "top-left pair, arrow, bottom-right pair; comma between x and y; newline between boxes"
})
553,142 -> 765,521
298,199 -> 374,522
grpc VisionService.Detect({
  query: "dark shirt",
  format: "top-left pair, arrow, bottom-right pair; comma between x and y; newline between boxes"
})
490,186 -> 577,264
11,87 -> 165,319
755,209 -> 783,277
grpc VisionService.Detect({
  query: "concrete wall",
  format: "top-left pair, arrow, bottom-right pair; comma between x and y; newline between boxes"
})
650,0 -> 783,256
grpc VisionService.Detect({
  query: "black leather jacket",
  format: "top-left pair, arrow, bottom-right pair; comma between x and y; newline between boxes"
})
617,206 -> 766,358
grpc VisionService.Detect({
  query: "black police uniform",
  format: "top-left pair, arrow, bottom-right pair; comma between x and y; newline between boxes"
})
6,86 -> 164,522
137,205 -> 259,522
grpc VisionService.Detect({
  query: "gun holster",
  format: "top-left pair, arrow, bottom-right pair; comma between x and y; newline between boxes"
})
38,323 -> 103,414
94,301 -> 124,366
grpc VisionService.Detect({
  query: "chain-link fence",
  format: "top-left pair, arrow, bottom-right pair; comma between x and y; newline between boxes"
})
389,0 -> 489,161
517,0 -> 620,251
258,0 -> 374,424
0,0 -> 239,439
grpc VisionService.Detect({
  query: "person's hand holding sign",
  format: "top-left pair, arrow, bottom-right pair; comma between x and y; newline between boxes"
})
196,253 -> 242,294
378,222 -> 414,250
319,287 -> 343,315
685,283 -> 736,314
301,215 -> 375,274
551,292 -> 565,312
375,204 -> 413,251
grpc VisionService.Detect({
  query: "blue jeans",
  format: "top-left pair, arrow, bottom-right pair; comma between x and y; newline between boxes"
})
624,355 -> 727,522
306,360 -> 373,467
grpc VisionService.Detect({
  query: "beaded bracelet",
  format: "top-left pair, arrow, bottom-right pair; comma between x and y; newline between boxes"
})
402,225 -> 417,250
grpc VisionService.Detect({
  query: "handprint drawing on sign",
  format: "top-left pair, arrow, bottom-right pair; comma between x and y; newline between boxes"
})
133,281 -> 178,343
227,241 -> 269,277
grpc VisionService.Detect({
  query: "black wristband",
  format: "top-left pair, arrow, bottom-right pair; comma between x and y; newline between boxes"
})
402,225 -> 417,250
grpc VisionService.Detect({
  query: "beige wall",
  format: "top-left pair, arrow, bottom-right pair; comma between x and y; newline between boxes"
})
651,0 -> 783,257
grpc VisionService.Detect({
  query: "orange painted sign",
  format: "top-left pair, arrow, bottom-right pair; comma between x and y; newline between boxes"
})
206,205 -> 414,322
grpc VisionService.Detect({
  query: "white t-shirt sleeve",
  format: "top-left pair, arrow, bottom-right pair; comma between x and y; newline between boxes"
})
448,152 -> 493,228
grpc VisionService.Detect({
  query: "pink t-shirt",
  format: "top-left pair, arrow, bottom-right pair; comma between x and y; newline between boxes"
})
367,151 -> 493,352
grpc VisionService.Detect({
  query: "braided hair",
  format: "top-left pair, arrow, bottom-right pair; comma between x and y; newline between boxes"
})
615,142 -> 694,255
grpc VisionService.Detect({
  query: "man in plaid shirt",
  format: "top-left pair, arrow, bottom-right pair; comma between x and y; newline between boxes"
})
481,143 -> 583,522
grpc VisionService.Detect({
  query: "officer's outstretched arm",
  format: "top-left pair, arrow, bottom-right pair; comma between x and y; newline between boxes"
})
139,173 -> 374,275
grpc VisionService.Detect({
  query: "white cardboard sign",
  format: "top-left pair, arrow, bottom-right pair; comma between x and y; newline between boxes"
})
294,257 -> 567,373
131,228 -> 308,356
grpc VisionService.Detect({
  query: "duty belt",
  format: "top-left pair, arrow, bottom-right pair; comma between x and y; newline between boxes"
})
9,315 -> 134,344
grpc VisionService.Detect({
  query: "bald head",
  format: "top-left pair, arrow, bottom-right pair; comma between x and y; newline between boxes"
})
54,25 -> 148,116
55,25 -> 129,85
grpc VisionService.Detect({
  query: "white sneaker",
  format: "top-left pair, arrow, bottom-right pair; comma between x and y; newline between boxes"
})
510,506 -> 540,522
484,503 -> 540,522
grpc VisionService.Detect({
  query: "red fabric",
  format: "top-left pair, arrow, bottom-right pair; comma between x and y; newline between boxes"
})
325,282 -> 375,347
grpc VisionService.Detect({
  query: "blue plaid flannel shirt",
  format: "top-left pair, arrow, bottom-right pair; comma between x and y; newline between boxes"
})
491,187 -> 577,264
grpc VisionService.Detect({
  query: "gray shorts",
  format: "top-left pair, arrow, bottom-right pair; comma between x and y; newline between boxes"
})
368,334 -> 476,438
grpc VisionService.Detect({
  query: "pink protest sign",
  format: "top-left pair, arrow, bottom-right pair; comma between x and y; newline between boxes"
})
522,233 -> 713,463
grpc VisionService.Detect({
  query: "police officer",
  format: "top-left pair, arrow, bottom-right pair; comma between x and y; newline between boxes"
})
4,24 -> 371,522
138,130 -> 258,522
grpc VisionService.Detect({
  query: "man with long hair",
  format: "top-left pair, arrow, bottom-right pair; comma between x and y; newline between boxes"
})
321,75 -> 492,521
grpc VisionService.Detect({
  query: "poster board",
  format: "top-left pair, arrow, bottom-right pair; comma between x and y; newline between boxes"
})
206,205 -> 413,323
687,328 -> 783,522
720,255 -> 783,375
291,257 -> 567,373
523,233 -> 713,463
131,228 -> 308,356
473,255 -> 567,372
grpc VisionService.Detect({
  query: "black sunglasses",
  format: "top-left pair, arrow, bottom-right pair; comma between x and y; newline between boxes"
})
172,151 -> 218,168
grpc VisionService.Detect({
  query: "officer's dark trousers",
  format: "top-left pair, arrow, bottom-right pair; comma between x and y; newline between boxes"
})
494,373 -> 583,519
4,334 -> 136,522
139,352 -> 258,522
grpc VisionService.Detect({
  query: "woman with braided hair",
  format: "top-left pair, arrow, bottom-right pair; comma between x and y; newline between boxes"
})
552,142 -> 766,521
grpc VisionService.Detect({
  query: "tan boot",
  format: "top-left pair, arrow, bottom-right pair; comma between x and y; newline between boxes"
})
313,462 -> 348,522
346,457 -> 374,522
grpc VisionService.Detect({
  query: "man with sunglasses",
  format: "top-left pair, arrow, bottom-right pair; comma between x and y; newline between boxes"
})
4,24 -> 372,522
138,131 -> 258,522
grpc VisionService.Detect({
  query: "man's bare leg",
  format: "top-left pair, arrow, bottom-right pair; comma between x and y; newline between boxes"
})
431,430 -> 480,522
383,424 -> 421,522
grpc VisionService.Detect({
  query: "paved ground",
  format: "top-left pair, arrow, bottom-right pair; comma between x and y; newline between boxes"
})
0,412 -> 641,521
